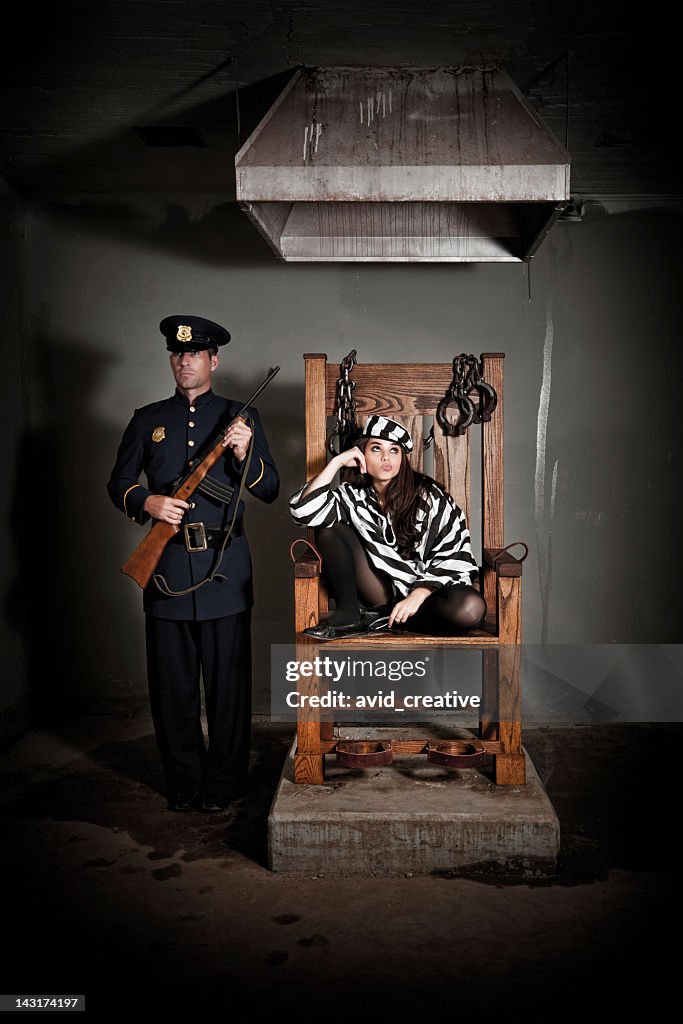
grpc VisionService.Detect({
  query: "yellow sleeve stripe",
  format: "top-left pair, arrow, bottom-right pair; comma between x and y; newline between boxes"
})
247,457 -> 265,490
123,483 -> 142,516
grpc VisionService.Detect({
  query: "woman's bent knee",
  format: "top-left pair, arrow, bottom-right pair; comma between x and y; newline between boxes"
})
443,586 -> 486,632
458,592 -> 487,629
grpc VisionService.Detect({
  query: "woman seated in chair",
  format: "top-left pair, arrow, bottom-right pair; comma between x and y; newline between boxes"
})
289,415 -> 486,640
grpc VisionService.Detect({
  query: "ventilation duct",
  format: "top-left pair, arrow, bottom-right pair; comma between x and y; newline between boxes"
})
235,67 -> 570,262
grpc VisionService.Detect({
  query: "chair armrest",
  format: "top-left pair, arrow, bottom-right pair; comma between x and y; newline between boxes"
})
294,554 -> 321,578
290,538 -> 323,578
483,545 -> 526,577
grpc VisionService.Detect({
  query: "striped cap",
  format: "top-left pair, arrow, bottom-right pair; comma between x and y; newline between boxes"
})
359,415 -> 414,452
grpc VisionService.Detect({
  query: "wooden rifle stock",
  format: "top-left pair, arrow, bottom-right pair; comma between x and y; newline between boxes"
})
121,366 -> 280,589
121,520 -> 178,589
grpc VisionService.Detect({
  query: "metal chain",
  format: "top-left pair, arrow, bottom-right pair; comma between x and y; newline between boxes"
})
326,349 -> 358,454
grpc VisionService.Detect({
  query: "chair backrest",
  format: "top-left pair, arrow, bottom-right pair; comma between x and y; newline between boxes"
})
302,353 -> 506,623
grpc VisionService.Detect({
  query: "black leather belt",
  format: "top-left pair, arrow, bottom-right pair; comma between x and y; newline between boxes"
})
171,519 -> 244,552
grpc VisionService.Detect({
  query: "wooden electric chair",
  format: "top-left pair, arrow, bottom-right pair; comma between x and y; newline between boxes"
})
292,353 -> 525,787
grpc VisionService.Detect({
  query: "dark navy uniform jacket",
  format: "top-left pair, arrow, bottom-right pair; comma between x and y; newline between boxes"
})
108,388 -> 279,621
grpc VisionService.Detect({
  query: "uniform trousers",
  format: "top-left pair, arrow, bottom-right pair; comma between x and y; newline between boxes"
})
145,610 -> 252,802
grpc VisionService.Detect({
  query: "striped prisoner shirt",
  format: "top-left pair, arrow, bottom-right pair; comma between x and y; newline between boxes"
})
289,479 -> 478,596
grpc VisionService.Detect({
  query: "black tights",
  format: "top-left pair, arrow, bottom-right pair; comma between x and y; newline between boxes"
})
313,522 -> 487,635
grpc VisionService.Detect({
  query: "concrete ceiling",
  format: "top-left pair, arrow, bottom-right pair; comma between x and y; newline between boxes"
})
1,0 -> 679,199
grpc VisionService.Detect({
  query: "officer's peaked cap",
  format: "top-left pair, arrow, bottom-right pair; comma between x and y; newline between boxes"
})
160,314 -> 231,352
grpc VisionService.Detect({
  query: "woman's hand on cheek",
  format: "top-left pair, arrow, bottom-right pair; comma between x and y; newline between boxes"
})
335,446 -> 367,473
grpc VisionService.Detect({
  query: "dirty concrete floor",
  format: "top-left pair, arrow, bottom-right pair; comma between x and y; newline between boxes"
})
1,708 -> 679,1014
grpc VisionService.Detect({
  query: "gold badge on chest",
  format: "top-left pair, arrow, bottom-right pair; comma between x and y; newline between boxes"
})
152,426 -> 166,443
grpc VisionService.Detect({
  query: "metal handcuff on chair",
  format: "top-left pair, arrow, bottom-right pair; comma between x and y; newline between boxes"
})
424,353 -> 498,449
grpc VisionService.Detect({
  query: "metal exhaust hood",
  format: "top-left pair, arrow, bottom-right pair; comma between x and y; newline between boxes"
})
235,67 -> 570,263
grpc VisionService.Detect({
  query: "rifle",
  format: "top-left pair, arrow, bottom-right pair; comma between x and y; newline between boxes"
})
121,366 -> 280,589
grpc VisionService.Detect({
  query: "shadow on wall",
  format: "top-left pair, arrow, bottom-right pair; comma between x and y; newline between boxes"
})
5,334 -> 122,721
5,333 -> 304,725
545,206 -> 683,642
31,197 -> 279,268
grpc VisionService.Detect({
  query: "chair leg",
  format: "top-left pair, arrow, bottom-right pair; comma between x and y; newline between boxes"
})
480,649 -> 499,742
294,752 -> 325,784
494,753 -> 526,785
295,694 -> 326,784
293,577 -> 327,783
495,591 -> 525,785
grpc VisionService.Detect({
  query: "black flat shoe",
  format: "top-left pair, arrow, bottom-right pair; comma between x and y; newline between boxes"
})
202,780 -> 247,812
303,610 -> 379,640
170,790 -> 202,812
303,620 -> 368,640
201,794 -> 231,812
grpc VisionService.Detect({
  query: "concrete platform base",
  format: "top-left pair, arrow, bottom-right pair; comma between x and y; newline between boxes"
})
268,727 -> 560,876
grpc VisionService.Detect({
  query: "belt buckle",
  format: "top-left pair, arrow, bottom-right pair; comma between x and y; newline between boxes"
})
183,522 -> 208,552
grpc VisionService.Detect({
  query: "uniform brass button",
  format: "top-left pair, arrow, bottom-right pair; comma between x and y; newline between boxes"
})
188,440 -> 195,447
189,421 -> 195,427
189,406 -> 196,412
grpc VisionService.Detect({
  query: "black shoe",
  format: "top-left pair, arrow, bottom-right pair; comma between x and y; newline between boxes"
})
303,610 -> 378,641
200,795 -> 229,812
170,790 -> 202,812
201,780 -> 247,812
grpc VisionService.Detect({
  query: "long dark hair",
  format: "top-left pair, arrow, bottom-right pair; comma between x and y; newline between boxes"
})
348,436 -> 435,557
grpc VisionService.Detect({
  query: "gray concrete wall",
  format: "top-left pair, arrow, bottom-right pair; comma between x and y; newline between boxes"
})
8,195 -> 681,714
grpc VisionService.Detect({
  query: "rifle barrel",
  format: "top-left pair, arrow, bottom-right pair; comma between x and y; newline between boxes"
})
234,366 -> 280,420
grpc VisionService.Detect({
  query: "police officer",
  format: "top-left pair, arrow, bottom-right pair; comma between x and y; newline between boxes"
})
107,315 -> 279,811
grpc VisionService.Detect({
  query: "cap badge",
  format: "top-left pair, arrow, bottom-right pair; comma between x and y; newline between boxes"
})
152,426 -> 166,443
177,325 -> 193,342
